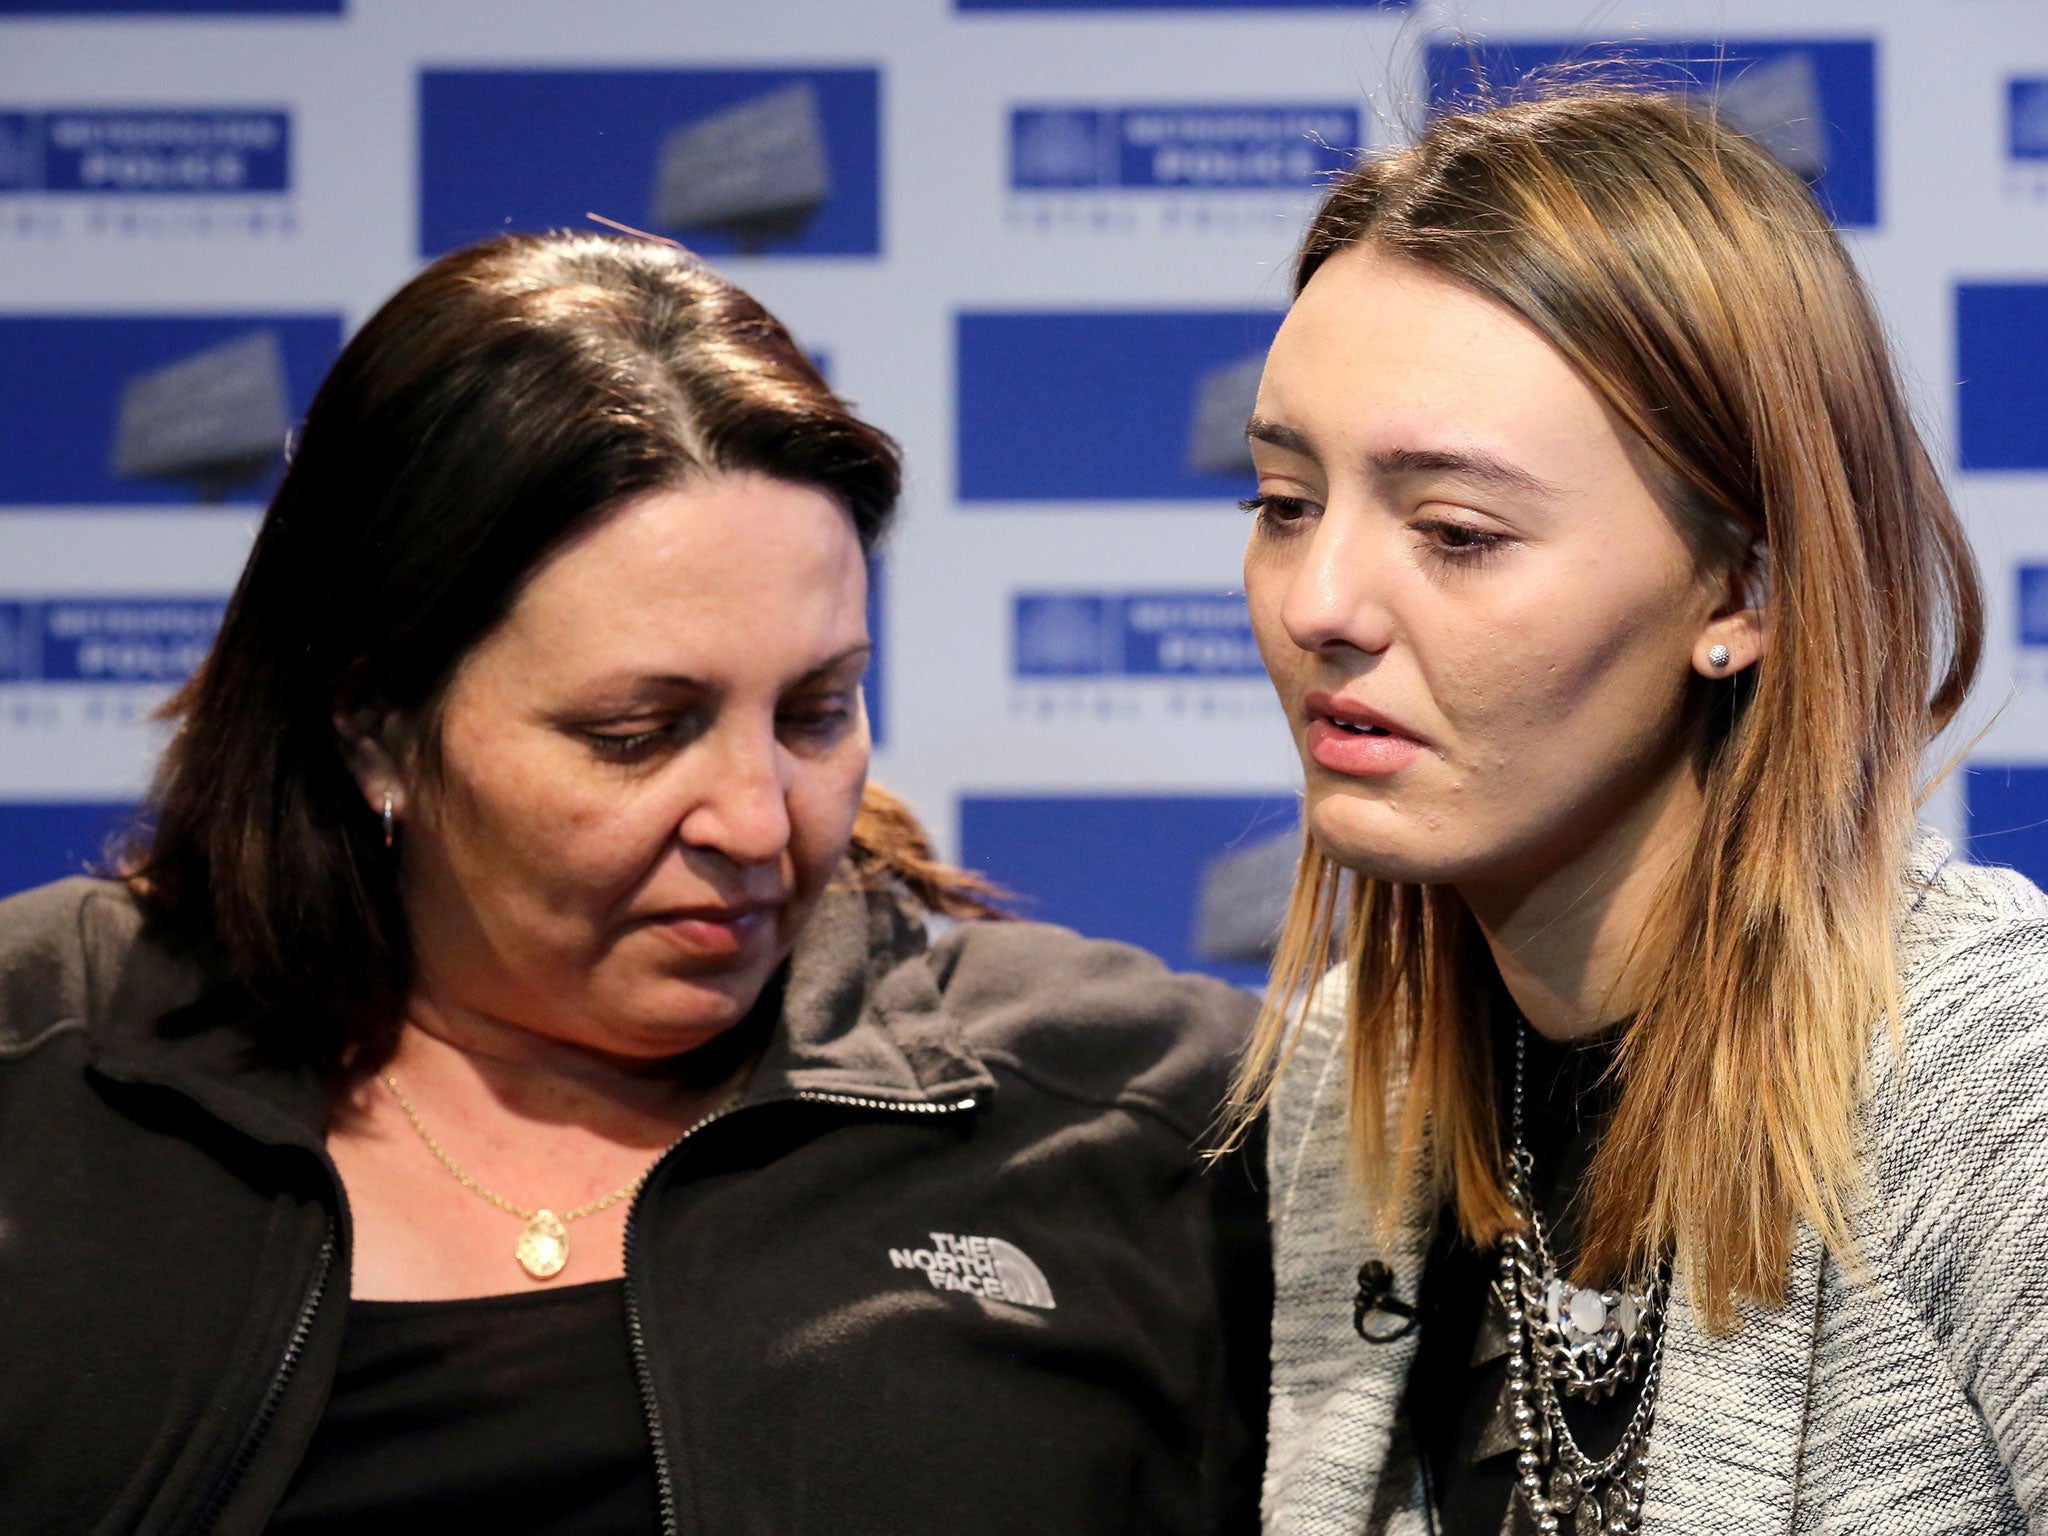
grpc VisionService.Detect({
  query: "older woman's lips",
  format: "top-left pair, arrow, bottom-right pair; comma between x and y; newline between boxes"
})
647,906 -> 774,961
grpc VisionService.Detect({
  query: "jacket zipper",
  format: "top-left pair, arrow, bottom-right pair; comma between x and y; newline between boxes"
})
192,1227 -> 335,1535
794,1090 -> 980,1114
622,1089 -> 980,1536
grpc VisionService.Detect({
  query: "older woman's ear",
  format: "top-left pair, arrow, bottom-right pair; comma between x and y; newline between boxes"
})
332,702 -> 410,821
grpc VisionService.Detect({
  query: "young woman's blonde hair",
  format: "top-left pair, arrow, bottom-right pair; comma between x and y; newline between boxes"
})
1229,89 -> 1982,1329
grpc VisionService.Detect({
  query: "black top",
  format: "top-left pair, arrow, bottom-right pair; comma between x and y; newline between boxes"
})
1406,1024 -> 1637,1536
268,1280 -> 658,1534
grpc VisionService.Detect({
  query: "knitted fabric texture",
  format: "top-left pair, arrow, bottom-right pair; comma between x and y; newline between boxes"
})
1263,832 -> 2048,1535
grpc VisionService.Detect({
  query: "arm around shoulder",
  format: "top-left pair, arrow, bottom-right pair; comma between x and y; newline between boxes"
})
924,918 -> 1260,1143
0,876 -> 198,1049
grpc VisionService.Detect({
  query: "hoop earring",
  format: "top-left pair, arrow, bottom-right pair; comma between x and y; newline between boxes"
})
381,789 -> 396,850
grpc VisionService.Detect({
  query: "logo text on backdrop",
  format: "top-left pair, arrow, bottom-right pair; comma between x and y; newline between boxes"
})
0,108 -> 294,242
1011,591 -> 1276,726
1007,103 -> 1358,238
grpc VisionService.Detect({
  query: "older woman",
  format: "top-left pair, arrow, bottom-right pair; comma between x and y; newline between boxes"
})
1230,91 -> 2048,1534
0,233 -> 1266,1535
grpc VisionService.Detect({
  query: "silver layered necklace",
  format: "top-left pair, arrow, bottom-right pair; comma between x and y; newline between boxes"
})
1496,1023 -> 1669,1536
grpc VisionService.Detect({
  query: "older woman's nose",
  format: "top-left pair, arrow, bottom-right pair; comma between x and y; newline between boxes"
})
680,728 -> 794,868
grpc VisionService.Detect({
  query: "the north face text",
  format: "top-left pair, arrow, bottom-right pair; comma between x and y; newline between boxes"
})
889,1232 -> 1056,1308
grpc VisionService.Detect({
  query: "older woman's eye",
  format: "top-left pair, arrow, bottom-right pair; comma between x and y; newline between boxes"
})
583,725 -> 671,759
580,707 -> 711,759
780,699 -> 855,740
1239,494 -> 1318,534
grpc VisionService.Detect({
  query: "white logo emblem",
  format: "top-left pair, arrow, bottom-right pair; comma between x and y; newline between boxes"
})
889,1231 -> 1055,1309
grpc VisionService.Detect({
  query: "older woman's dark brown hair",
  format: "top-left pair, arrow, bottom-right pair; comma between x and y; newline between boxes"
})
136,232 -> 960,1074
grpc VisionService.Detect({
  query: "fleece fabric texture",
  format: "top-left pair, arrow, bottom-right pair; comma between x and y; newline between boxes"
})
0,876 -> 1269,1536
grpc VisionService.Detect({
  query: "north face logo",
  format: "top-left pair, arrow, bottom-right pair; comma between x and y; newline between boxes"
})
889,1232 -> 1055,1309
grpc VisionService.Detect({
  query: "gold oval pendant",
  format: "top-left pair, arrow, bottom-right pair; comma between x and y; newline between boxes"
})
516,1209 -> 569,1279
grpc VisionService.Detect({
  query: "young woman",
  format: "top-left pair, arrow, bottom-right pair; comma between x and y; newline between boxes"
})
0,233 -> 1267,1535
1232,90 -> 2047,1534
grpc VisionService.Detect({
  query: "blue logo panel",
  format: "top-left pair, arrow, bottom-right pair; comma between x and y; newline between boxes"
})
957,310 -> 1281,502
0,0 -> 339,11
1011,105 -> 1359,190
0,110 -> 289,195
962,1 -> 1407,10
2012,80 -> 2048,161
959,793 -> 1298,987
1013,591 -> 1259,677
1426,40 -> 1879,229
1966,766 -> 2048,893
0,801 -> 136,900
2019,567 -> 2048,647
418,69 -> 881,259
0,599 -> 224,683
0,314 -> 342,508
1957,284 -> 2048,472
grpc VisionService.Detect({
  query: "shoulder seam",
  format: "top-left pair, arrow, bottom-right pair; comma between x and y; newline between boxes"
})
971,1045 -> 1214,1145
0,1016 -> 86,1060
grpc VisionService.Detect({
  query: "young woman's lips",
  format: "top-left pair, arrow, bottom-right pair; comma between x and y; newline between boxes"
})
647,906 -> 775,962
1303,695 -> 1427,778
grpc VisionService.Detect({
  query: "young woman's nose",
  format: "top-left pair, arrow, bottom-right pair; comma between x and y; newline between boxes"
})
678,724 -> 793,868
1278,508 -> 1397,658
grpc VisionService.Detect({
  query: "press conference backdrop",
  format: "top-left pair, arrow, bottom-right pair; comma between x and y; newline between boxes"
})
1,0 -> 2043,985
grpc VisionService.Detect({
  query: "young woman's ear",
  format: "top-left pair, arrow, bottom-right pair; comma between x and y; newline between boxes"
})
1694,542 -> 1769,679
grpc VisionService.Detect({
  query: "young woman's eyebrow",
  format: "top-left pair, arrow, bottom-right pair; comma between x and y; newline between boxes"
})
1246,416 -> 1315,457
1247,417 -> 1558,503
1367,446 -> 1560,502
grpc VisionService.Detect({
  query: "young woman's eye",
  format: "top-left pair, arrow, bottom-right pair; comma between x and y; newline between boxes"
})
1239,494 -> 1318,534
1415,518 -> 1509,564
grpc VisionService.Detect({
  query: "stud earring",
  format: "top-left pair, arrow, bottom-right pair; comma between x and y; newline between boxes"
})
381,789 -> 396,849
1707,644 -> 1731,671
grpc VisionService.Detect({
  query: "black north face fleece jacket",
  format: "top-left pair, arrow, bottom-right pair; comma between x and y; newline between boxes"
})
0,876 -> 1268,1536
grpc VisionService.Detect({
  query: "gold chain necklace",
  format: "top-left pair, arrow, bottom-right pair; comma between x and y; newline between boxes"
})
378,1072 -> 738,1280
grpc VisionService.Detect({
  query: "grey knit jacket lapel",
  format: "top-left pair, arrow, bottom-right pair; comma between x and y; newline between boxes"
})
1263,833 -> 2046,1536
1264,996 -> 1823,1536
1643,1229 -> 1823,1533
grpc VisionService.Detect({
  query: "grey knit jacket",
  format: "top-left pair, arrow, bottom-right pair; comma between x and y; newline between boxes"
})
1265,833 -> 2048,1534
